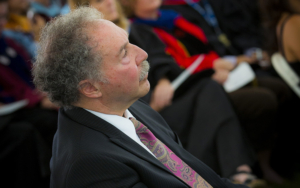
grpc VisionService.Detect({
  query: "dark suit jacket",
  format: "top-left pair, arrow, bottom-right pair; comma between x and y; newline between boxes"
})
50,100 -> 247,188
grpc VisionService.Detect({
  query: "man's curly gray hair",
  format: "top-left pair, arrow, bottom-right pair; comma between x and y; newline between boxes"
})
33,7 -> 108,108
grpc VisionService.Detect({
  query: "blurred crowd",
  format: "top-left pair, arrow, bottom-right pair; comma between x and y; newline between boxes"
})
0,0 -> 299,187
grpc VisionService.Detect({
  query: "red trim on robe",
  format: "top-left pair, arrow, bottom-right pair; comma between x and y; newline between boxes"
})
175,17 -> 208,44
153,27 -> 218,74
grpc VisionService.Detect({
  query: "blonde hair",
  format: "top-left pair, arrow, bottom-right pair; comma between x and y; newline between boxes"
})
69,0 -> 128,30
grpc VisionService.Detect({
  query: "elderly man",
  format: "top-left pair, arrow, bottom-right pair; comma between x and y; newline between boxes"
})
33,7 -> 247,188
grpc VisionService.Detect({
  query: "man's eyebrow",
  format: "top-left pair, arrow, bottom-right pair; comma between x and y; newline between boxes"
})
118,41 -> 129,56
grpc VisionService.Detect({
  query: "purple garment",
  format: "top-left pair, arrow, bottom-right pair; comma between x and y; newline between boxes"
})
0,36 -> 41,107
130,117 -> 212,188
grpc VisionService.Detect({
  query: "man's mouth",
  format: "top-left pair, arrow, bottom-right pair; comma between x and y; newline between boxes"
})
141,73 -> 148,81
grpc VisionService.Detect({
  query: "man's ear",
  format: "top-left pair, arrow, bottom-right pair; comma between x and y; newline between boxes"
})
78,80 -> 102,98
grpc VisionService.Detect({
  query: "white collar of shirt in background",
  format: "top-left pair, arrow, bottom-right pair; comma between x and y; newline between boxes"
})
84,108 -> 156,158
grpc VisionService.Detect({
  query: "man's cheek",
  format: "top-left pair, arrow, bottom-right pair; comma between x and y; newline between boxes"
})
121,57 -> 130,65
122,66 -> 138,78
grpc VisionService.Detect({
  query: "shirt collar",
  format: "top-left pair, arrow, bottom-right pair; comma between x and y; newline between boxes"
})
84,109 -> 136,137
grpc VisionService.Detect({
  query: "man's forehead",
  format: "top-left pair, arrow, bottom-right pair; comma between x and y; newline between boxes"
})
89,19 -> 128,55
92,20 -> 128,43
97,19 -> 128,36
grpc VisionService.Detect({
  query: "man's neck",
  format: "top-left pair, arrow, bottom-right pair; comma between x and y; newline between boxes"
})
75,98 -> 135,117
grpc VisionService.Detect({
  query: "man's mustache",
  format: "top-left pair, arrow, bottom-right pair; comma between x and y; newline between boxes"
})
139,60 -> 150,81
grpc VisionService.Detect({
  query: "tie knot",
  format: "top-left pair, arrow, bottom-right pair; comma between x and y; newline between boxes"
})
129,117 -> 149,134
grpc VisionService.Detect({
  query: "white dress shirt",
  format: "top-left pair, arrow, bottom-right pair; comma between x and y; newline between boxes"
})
85,109 -> 156,158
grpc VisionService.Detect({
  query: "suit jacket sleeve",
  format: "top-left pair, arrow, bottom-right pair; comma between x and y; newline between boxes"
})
66,153 -> 148,188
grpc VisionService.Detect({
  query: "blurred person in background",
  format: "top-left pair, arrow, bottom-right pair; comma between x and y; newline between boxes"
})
0,0 -> 58,186
161,0 -> 267,67
30,0 -> 61,18
260,0 -> 300,75
259,0 -> 300,181
3,0 -> 46,58
0,0 -> 58,147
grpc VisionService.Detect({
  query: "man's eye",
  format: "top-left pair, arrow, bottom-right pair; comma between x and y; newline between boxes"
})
123,49 -> 128,57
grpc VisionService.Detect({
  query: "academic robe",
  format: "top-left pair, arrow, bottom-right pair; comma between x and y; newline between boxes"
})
161,0 -> 262,56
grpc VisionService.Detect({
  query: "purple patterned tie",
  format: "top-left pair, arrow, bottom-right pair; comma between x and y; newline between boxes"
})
130,118 -> 213,188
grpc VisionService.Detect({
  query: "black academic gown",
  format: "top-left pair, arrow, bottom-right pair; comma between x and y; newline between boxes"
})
50,100 -> 248,188
161,0 -> 262,56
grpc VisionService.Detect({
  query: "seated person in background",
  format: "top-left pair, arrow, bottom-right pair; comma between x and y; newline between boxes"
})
3,0 -> 46,58
0,0 -> 57,186
0,0 -> 58,148
161,0 -> 265,63
33,6 -> 249,188
259,0 -> 300,181
0,112 -> 46,188
260,0 -> 300,75
68,0 -> 270,186
0,34 -> 58,145
29,0 -> 62,20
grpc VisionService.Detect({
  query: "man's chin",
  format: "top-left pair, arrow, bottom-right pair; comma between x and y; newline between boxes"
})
139,79 -> 150,97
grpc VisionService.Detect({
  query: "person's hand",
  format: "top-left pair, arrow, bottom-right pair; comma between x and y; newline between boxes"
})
31,14 -> 46,41
213,58 -> 234,71
211,69 -> 229,85
237,55 -> 256,64
254,51 -> 271,67
40,97 -> 59,110
150,78 -> 174,112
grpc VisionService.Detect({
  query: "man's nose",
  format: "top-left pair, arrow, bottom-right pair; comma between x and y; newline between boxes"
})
134,45 -> 148,66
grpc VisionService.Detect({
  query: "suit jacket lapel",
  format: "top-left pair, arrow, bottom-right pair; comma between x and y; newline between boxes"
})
62,106 -> 186,184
